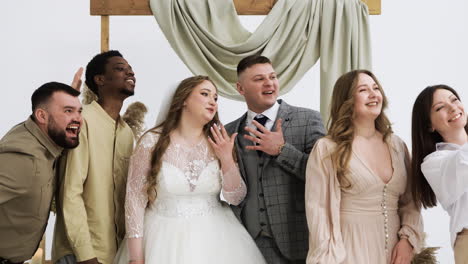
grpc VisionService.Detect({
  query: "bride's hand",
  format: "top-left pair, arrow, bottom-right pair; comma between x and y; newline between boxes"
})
208,123 -> 237,164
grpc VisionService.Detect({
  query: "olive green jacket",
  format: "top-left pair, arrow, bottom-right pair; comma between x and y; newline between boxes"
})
0,117 -> 62,262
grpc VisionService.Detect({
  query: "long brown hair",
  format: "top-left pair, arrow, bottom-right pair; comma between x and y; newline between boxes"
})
327,70 -> 393,188
411,85 -> 468,208
143,76 -> 220,203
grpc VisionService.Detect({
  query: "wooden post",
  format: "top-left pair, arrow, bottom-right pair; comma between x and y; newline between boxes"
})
101,15 -> 110,52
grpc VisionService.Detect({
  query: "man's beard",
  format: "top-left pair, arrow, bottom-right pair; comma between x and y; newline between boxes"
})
47,117 -> 80,149
120,87 -> 135,96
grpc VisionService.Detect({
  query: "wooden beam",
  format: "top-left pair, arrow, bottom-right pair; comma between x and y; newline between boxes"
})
233,0 -> 276,15
96,0 -> 381,52
91,0 -> 277,16
91,0 -> 153,15
361,0 -> 381,15
101,15 -> 109,52
91,0 -> 381,16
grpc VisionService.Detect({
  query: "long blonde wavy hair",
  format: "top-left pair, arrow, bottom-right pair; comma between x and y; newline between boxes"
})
143,76 -> 220,204
327,70 -> 392,188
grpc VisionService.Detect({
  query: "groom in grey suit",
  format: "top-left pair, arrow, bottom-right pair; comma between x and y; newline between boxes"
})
225,55 -> 325,264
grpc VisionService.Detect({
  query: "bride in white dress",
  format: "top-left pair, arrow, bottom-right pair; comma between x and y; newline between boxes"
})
114,76 -> 266,264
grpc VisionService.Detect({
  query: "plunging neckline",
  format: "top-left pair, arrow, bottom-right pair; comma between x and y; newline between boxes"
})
352,140 -> 395,185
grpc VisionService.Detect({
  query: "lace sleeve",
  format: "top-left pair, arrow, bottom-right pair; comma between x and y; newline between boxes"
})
125,132 -> 158,238
220,165 -> 246,206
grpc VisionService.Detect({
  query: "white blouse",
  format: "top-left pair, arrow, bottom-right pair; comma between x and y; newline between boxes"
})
421,142 -> 468,247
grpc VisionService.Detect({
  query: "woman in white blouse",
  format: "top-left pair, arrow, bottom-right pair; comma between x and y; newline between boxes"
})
411,85 -> 468,264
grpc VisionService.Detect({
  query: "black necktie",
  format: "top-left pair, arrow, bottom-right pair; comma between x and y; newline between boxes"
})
253,115 -> 269,156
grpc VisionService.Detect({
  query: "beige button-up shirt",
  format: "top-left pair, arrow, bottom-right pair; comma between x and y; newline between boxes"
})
0,117 -> 63,263
52,101 -> 134,264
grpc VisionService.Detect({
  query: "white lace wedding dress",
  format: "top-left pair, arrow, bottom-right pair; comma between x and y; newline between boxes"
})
114,131 -> 266,264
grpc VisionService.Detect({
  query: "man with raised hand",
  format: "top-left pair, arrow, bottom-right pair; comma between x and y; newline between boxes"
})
225,55 -> 325,264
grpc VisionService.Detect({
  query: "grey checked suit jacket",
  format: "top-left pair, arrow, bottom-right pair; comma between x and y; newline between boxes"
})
225,99 -> 325,261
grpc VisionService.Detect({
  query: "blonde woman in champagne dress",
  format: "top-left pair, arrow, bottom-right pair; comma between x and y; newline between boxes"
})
305,70 -> 423,264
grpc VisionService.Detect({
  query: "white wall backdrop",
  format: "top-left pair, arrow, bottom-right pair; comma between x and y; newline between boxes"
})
1,0 -> 467,263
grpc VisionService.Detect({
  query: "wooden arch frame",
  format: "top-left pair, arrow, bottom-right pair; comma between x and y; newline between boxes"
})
90,0 -> 381,51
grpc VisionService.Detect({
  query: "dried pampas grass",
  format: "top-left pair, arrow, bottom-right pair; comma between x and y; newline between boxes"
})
122,102 -> 148,140
412,246 -> 440,264
81,85 -> 98,105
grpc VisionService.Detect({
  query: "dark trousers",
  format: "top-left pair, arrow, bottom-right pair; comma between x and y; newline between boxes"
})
0,257 -> 23,264
256,236 -> 305,264
55,255 -> 77,264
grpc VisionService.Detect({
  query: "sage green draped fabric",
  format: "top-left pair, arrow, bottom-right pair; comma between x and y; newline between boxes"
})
150,0 -> 372,121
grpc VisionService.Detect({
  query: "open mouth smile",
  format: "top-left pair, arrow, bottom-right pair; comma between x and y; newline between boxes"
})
66,123 -> 80,136
125,78 -> 136,85
365,101 -> 379,106
449,113 -> 462,122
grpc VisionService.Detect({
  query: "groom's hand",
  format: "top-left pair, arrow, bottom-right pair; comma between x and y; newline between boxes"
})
244,119 -> 285,156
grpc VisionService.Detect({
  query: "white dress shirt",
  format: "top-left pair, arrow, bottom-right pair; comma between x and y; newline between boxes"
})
421,142 -> 468,247
245,101 -> 280,133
